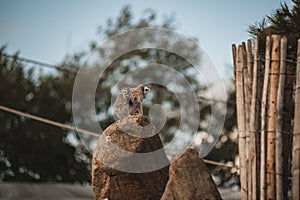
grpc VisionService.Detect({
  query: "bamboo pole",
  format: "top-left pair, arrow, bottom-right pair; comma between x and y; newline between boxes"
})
260,36 -> 272,200
249,38 -> 258,200
235,45 -> 248,200
282,48 -> 294,199
247,40 -> 254,99
246,40 -> 254,200
292,39 -> 300,200
232,44 -> 237,81
275,36 -> 287,200
255,40 -> 264,200
242,42 -> 251,200
266,34 -> 281,200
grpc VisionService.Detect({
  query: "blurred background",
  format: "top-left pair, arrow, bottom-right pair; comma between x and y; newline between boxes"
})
1,0 -> 298,199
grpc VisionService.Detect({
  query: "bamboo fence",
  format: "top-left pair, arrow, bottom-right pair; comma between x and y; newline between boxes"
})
232,35 -> 300,200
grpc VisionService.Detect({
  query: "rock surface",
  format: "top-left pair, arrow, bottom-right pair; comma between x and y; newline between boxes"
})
160,148 -> 222,200
92,115 -> 169,200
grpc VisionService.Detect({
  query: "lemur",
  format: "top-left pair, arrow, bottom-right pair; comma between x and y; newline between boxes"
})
114,84 -> 150,119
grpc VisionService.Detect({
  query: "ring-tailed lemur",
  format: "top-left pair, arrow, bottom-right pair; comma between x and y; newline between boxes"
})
114,84 -> 150,119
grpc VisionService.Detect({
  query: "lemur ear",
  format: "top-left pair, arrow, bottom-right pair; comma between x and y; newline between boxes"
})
122,88 -> 131,100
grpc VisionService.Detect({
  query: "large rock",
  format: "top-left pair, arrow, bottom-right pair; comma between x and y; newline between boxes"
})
92,115 -> 169,200
161,148 -> 221,200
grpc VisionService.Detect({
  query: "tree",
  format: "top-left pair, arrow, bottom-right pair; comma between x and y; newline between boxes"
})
0,51 -> 91,182
248,0 -> 300,60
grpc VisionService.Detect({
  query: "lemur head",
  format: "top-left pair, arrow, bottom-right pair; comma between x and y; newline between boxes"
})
133,84 -> 150,102
116,84 -> 151,118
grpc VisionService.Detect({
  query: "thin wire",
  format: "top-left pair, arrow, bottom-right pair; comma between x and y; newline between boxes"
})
265,171 -> 293,180
0,105 -> 99,137
254,58 -> 297,64
203,159 -> 238,169
2,53 -> 78,74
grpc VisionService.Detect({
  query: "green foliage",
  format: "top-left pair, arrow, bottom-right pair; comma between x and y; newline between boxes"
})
0,51 -> 91,182
248,0 -> 300,60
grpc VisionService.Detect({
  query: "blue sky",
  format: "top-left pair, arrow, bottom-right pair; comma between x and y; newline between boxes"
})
0,0 -> 292,78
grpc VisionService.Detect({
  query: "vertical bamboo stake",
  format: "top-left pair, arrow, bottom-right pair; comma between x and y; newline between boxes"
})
246,40 -> 254,200
266,34 -> 281,200
232,44 -> 237,81
260,36 -> 272,200
292,39 -> 300,200
235,45 -> 248,200
281,47 -> 294,199
256,40 -> 264,200
247,40 -> 254,99
275,36 -> 287,200
249,38 -> 258,200
242,42 -> 251,199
